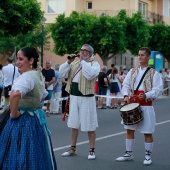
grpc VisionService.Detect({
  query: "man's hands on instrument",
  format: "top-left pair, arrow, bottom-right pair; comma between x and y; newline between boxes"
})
67,58 -> 75,64
123,96 -> 129,104
67,54 -> 77,64
138,92 -> 146,100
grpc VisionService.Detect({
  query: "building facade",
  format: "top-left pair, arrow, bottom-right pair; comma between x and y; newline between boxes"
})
38,0 -> 170,69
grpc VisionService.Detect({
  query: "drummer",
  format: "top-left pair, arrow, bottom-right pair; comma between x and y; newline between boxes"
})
116,47 -> 163,165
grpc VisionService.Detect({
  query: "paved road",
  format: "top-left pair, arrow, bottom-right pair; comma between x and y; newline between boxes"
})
47,95 -> 170,170
1,96 -> 169,170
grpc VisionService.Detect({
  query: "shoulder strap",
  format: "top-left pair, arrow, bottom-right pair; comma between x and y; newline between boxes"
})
135,67 -> 150,94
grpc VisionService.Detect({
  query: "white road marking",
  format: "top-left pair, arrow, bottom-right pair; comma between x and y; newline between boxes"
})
53,120 -> 170,152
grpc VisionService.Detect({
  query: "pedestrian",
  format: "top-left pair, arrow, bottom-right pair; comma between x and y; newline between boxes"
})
106,64 -> 115,108
107,63 -> 115,76
42,59 -> 55,116
116,47 -> 163,165
50,64 -> 61,114
59,44 -> 100,160
97,66 -> 108,109
163,68 -> 170,95
94,78 -> 99,106
61,77 -> 68,114
109,67 -> 120,109
118,68 -> 126,106
2,57 -> 20,109
0,47 -> 57,169
159,69 -> 165,96
0,64 -> 4,109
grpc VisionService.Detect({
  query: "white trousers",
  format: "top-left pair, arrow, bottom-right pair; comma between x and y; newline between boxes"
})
123,106 -> 156,134
50,91 -> 61,113
68,95 -> 98,131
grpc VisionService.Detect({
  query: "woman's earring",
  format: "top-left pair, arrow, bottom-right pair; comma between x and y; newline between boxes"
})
30,64 -> 32,69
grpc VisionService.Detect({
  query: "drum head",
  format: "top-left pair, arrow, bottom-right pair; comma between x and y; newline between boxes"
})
120,103 -> 139,112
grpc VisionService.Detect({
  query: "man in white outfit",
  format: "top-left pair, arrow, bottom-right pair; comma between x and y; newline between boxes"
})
50,64 -> 61,114
59,44 -> 100,160
116,47 -> 163,165
2,58 -> 20,109
164,68 -> 170,95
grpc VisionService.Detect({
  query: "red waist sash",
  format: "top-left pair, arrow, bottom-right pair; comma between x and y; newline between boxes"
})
129,90 -> 152,106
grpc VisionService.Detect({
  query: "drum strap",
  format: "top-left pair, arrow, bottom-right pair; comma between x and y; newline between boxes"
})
135,67 -> 150,95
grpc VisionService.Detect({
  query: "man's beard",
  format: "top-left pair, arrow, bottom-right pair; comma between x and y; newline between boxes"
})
82,55 -> 90,62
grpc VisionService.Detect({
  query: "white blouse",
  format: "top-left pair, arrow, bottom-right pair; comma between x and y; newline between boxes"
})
109,73 -> 119,83
11,71 -> 47,99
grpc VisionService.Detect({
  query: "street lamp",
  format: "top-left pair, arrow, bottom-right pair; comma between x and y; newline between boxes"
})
41,17 -> 47,67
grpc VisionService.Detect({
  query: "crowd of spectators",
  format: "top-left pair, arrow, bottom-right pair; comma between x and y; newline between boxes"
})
0,58 -> 170,114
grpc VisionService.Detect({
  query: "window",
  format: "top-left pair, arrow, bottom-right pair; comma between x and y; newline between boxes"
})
138,1 -> 147,18
163,0 -> 169,17
46,0 -> 65,14
86,2 -> 92,9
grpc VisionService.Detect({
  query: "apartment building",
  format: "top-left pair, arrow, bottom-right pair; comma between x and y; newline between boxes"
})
38,0 -> 170,68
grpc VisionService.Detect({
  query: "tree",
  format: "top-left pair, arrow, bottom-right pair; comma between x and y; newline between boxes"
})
148,23 -> 170,64
0,0 -> 43,37
0,24 -> 51,58
51,11 -> 97,55
118,10 -> 150,55
51,10 -> 150,65
51,11 -> 127,65
91,14 -> 127,65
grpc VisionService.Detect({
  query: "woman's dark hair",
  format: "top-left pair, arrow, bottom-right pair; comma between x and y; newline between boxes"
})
0,64 -> 3,70
111,67 -> 118,79
120,70 -> 124,75
19,47 -> 39,69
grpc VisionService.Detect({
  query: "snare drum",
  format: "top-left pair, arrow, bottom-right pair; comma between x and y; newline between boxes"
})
120,103 -> 143,125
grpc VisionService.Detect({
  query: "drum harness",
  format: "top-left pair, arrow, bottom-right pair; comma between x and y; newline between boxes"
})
120,67 -> 151,125
132,67 -> 151,101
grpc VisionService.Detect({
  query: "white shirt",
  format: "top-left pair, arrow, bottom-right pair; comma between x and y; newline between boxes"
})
59,60 -> 100,82
0,70 -> 3,86
2,64 -> 20,87
12,71 -> 48,99
164,72 -> 170,82
109,73 -> 119,83
122,67 -> 163,99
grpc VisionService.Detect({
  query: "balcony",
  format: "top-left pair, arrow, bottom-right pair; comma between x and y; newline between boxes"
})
88,9 -> 164,24
143,10 -> 164,24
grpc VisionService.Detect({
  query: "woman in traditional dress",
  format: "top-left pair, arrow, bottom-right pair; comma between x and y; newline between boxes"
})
0,47 -> 57,170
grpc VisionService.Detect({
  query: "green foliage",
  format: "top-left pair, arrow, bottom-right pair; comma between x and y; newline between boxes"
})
52,9 -> 170,64
124,11 -> 150,55
51,11 -> 97,55
0,0 -> 43,37
148,23 -> 170,63
117,9 -> 127,21
0,24 -> 50,56
51,11 -> 127,64
91,15 -> 127,60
